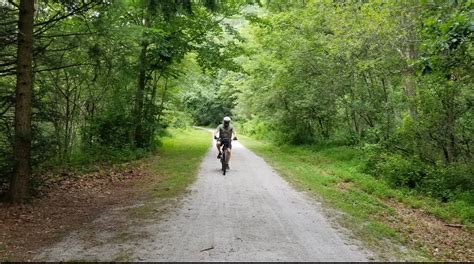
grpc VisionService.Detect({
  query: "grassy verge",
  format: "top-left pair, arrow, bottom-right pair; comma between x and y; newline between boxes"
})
146,128 -> 211,199
126,127 -> 211,222
239,135 -> 472,261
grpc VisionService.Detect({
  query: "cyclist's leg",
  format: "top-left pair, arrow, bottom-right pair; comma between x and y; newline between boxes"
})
226,149 -> 231,169
227,143 -> 232,161
216,141 -> 221,152
216,141 -> 222,158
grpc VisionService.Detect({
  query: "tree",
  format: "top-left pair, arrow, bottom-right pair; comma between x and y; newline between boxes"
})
9,0 -> 35,202
4,0 -> 106,201
128,0 -> 245,147
0,0 -> 247,200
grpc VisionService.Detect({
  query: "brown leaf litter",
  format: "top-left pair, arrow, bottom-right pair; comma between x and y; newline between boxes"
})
0,161 -> 149,261
383,199 -> 473,262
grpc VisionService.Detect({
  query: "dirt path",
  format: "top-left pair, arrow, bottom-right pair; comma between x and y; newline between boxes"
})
37,138 -> 374,261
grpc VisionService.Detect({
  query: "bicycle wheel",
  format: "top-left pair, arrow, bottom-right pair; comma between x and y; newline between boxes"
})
222,151 -> 226,175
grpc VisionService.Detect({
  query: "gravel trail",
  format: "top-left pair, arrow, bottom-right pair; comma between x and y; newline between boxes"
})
38,137 -> 373,261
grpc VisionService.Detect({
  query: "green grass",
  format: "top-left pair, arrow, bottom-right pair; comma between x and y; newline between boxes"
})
239,135 -> 437,260
125,128 -> 211,222
103,128 -> 209,259
241,135 -> 473,224
147,128 -> 211,199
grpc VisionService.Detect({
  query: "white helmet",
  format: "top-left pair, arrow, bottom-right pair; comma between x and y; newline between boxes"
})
223,116 -> 231,122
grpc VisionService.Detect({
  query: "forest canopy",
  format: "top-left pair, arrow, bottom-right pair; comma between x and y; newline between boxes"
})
0,0 -> 473,214
0,0 -> 247,201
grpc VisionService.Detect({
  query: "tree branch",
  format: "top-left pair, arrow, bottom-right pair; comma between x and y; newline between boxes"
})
37,32 -> 96,39
33,1 -> 99,36
0,67 -> 16,76
7,0 -> 19,9
34,63 -> 93,73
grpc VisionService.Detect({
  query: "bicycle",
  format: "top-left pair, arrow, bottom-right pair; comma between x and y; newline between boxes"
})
215,137 -> 237,175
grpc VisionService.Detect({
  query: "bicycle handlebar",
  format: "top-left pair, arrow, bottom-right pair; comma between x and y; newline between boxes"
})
214,136 -> 238,141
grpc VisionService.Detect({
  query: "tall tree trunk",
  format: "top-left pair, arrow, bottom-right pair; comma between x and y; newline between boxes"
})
403,42 -> 418,120
146,72 -> 161,117
381,77 -> 392,140
9,0 -> 35,203
156,78 -> 169,126
445,88 -> 457,164
133,42 -> 148,147
399,2 -> 419,120
347,63 -> 360,137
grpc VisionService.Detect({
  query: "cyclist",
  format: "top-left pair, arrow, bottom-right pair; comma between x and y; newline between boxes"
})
214,116 -> 237,165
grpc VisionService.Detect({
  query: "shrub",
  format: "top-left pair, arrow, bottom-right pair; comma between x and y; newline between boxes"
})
362,143 -> 386,176
420,164 -> 474,202
88,111 -> 134,148
377,154 -> 429,189
363,142 -> 473,203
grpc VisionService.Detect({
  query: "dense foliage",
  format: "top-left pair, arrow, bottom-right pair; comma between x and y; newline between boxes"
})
0,0 -> 246,200
232,1 -> 473,206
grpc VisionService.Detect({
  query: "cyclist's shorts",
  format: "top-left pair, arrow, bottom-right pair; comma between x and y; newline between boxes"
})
218,139 -> 232,149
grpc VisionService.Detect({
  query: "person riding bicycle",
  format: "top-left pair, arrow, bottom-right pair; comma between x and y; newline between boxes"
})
214,116 -> 237,162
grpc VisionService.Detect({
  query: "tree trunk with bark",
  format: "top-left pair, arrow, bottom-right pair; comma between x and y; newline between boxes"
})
399,2 -> 419,120
9,0 -> 35,203
133,42 -> 148,147
156,78 -> 169,126
403,42 -> 418,120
